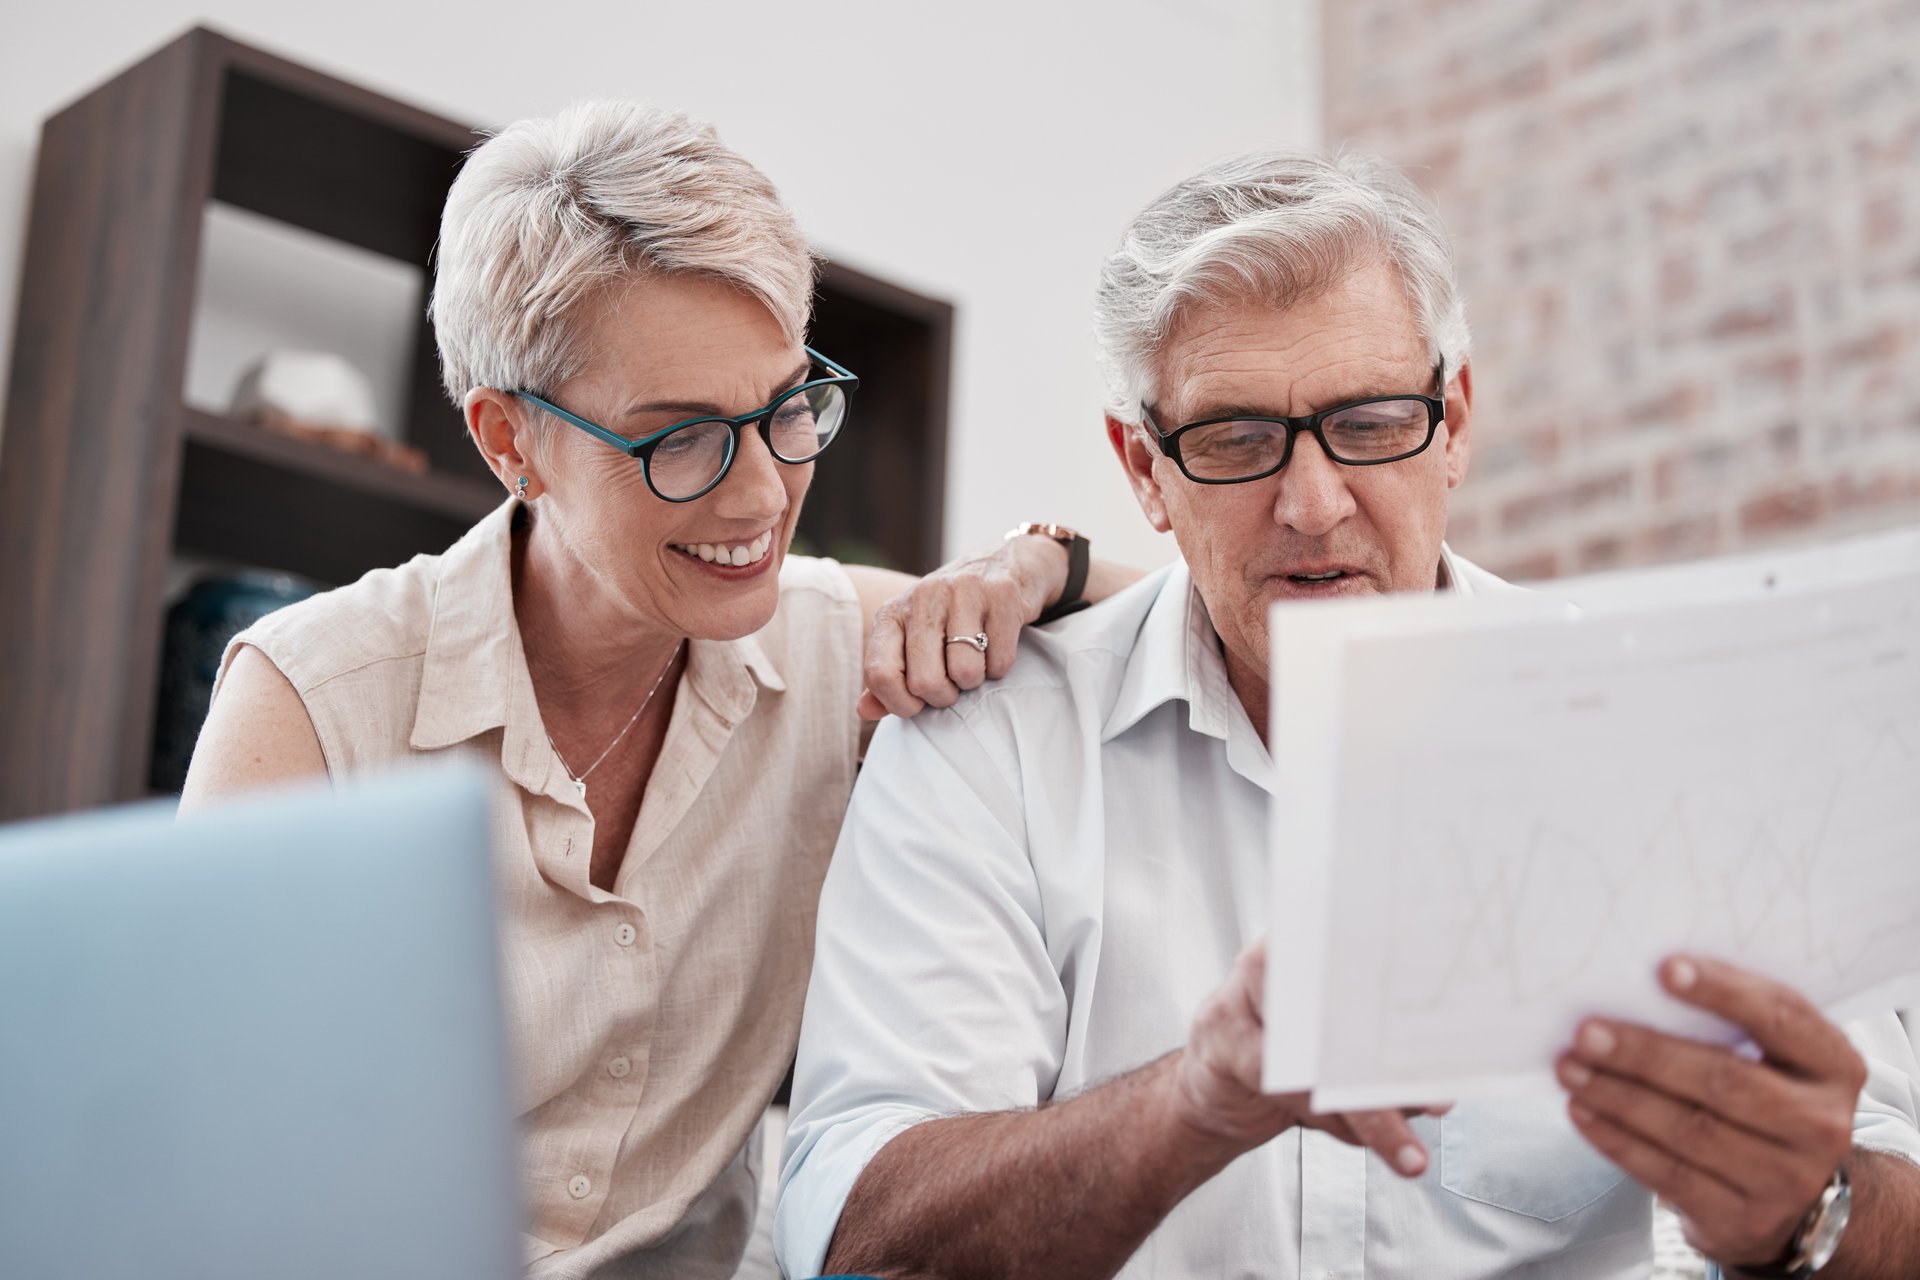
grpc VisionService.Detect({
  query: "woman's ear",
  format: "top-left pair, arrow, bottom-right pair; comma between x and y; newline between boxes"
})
1108,415 -> 1172,533
466,388 -> 540,497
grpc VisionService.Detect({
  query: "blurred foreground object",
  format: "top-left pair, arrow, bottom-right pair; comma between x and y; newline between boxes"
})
0,766 -> 522,1279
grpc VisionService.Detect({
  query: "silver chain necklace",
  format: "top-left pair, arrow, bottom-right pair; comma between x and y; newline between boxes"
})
547,639 -> 684,800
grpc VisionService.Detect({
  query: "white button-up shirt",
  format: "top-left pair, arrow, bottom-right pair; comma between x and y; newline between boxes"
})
778,551 -> 1920,1279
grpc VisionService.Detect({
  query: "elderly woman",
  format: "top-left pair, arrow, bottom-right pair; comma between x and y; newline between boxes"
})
180,101 -> 1124,1278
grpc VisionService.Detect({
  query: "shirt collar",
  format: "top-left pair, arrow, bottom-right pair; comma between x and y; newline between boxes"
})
732,631 -> 786,696
1102,561 -> 1237,745
411,499 -> 521,760
409,499 -> 787,796
1100,543 -> 1472,746
1438,541 -> 1474,596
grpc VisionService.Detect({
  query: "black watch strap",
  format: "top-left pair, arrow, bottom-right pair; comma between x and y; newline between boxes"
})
1010,523 -> 1092,625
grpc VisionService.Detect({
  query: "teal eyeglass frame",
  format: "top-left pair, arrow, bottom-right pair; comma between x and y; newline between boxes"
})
512,347 -> 859,503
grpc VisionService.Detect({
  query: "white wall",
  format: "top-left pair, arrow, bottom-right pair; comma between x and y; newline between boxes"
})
0,0 -> 1319,570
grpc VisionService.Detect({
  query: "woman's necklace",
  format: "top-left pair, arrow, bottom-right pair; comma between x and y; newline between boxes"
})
547,639 -> 684,801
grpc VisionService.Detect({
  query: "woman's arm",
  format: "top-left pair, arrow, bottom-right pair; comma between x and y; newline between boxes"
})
177,645 -> 328,814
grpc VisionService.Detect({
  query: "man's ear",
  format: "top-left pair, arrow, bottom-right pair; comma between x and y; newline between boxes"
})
1442,358 -> 1473,491
1107,414 -> 1172,533
466,388 -> 539,497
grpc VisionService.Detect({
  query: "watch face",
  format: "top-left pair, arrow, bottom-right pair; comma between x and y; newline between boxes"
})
1804,1182 -> 1852,1270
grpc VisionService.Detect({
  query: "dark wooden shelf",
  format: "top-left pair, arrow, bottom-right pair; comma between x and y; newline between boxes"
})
183,409 -> 499,522
177,411 -> 500,586
0,27 -> 497,817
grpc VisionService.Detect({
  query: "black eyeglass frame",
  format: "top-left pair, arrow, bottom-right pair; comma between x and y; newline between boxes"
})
511,346 -> 859,503
1142,361 -> 1448,486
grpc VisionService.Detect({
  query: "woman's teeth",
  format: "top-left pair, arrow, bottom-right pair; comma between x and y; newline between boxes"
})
673,531 -> 773,567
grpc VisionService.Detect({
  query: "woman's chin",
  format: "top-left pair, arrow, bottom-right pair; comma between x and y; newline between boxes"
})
674,582 -> 782,642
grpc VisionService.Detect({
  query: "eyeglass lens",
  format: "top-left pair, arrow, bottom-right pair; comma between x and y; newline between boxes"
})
644,381 -> 849,500
1179,397 -> 1432,481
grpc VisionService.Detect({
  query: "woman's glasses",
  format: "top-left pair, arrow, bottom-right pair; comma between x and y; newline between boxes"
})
514,348 -> 857,502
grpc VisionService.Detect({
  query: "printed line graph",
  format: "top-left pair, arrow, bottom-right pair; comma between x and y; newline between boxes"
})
1381,716 -> 1920,1016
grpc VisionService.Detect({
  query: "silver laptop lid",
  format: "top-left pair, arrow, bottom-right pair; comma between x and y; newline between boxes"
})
0,766 -> 522,1280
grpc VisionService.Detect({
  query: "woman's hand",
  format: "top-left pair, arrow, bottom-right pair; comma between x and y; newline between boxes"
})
852,534 -> 1071,719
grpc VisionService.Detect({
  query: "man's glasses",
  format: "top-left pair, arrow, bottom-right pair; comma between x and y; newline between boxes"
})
1143,362 -> 1446,485
513,348 -> 858,503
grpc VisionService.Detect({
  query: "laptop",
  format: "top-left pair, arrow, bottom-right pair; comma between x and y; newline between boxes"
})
0,766 -> 522,1279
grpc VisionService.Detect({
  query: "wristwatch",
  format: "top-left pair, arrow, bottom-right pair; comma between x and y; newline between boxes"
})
1006,522 -> 1091,624
1737,1163 -> 1851,1279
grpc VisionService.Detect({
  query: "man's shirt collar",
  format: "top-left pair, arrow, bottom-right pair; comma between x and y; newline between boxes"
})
1102,560 -> 1239,746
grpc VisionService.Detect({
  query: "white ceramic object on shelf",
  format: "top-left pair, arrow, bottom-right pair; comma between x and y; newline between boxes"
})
230,349 -> 382,437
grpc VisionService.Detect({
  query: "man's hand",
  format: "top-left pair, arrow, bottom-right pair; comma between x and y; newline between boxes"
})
859,534 -> 1069,719
1170,942 -> 1448,1176
1556,955 -> 1866,1270
823,940 -> 1452,1280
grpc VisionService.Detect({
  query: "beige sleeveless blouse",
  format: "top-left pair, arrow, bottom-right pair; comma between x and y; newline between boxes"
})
216,500 -> 864,1279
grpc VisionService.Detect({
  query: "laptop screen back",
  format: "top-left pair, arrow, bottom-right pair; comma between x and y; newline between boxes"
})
0,767 -> 522,1280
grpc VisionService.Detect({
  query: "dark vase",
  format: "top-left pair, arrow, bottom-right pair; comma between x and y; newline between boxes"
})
150,572 -> 320,794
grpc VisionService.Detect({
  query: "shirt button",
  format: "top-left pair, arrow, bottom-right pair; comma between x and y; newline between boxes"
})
613,922 -> 636,947
608,1056 -> 631,1079
568,1174 -> 592,1199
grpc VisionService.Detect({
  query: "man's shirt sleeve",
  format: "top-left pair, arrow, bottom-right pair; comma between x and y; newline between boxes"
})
773,702 -> 1066,1278
1848,1011 -> 1920,1165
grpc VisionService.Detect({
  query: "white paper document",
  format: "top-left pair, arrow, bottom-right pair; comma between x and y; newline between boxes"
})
1263,528 -> 1920,1109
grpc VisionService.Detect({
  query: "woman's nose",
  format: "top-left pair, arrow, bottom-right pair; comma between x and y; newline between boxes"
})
711,426 -> 789,520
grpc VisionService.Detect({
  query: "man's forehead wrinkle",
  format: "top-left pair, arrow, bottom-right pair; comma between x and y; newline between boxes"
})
1152,257 -> 1435,421
1163,313 -> 1425,421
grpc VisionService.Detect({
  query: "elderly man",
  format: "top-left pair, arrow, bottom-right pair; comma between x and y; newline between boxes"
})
774,152 -> 1920,1278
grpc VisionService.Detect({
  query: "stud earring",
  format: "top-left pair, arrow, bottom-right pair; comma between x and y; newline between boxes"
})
516,476 -> 530,501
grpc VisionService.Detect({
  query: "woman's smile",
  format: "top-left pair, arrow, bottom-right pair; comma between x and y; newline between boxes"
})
668,527 -> 777,575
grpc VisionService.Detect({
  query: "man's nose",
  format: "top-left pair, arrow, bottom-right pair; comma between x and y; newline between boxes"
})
1270,433 -> 1357,537
710,426 -> 789,521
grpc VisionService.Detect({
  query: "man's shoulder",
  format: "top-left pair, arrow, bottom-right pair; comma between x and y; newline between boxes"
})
867,565 -> 1177,797
948,565 -> 1174,728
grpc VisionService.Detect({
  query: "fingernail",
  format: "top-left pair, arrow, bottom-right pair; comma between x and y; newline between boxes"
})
1570,1102 -> 1594,1124
1560,1060 -> 1592,1088
1667,957 -> 1698,990
1580,1023 -> 1616,1057
1395,1144 -> 1426,1175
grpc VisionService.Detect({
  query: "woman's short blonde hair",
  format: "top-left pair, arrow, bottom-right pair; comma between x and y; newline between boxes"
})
431,100 -> 816,402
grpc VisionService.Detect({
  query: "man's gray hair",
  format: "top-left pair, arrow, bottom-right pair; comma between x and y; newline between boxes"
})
431,100 -> 816,403
1093,148 -> 1470,421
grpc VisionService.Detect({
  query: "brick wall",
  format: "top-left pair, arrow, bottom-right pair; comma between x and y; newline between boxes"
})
1324,0 -> 1920,579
